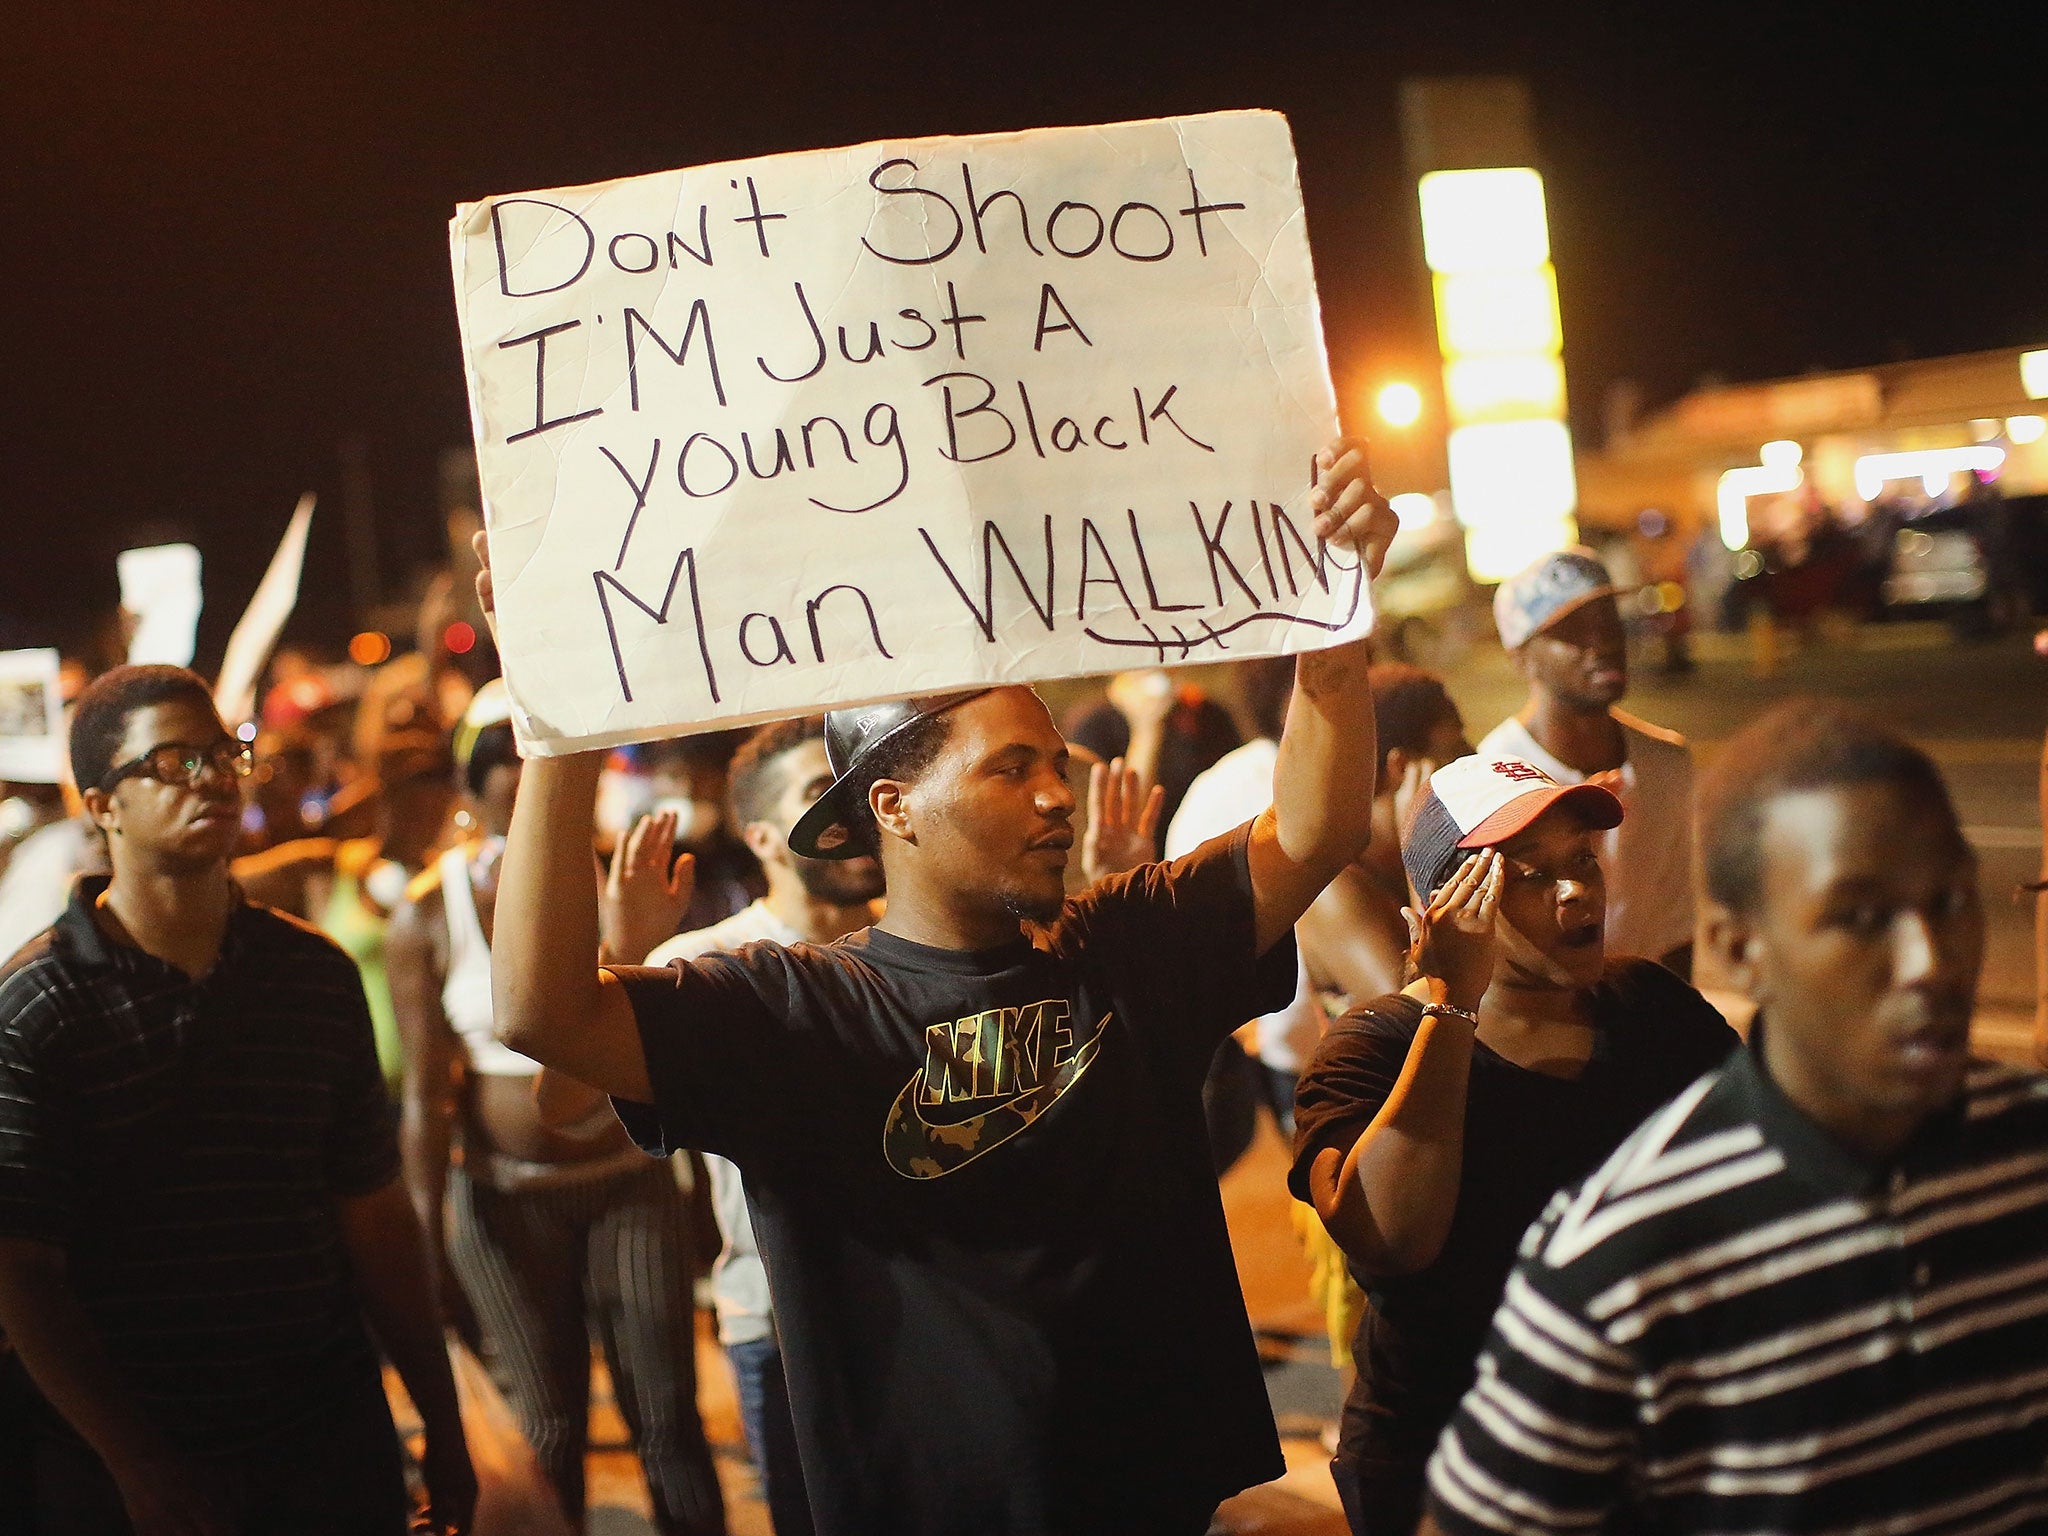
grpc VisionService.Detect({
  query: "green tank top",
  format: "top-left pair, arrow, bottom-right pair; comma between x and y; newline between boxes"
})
321,866 -> 402,1090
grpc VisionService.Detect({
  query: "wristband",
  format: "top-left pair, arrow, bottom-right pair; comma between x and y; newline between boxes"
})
1419,1002 -> 1480,1026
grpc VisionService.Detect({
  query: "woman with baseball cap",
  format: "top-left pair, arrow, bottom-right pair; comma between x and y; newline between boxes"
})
1288,754 -> 1738,1534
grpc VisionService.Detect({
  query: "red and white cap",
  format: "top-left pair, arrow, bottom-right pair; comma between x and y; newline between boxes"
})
1402,754 -> 1623,897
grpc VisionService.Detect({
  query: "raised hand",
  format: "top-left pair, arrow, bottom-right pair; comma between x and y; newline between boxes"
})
470,528 -> 498,647
1403,848 -> 1503,1013
1081,756 -> 1166,882
599,809 -> 696,965
1309,438 -> 1401,580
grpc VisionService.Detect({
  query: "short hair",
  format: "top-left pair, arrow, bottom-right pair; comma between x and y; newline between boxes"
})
1698,700 -> 1957,915
728,716 -> 825,831
1240,655 -> 1296,742
840,709 -> 957,858
1370,662 -> 1457,779
70,664 -> 218,792
460,720 -> 520,798
638,730 -> 741,778
376,730 -> 455,791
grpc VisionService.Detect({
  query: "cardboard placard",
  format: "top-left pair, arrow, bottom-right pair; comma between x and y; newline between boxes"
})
452,110 -> 1351,755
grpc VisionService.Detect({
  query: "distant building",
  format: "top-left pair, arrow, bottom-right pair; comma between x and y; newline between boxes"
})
1578,344 -> 2048,548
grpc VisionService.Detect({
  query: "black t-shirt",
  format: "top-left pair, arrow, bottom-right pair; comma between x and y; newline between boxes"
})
612,826 -> 1293,1534
1288,960 -> 1737,1505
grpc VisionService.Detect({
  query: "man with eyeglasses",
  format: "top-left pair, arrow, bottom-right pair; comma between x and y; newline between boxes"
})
0,665 -> 475,1535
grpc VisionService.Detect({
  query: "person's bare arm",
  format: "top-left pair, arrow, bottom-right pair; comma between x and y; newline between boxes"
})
1247,445 -> 1398,953
1296,864 -> 1410,1002
493,753 -> 651,1099
337,1179 -> 477,1535
231,838 -> 340,916
0,1238 -> 234,1535
471,532 -> 652,1102
387,890 -> 460,1294
1309,853 -> 1500,1277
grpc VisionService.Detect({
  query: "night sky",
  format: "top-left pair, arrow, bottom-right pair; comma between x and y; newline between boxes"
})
6,2 -> 2045,663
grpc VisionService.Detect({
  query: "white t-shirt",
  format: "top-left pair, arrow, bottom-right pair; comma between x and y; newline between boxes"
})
1162,738 -> 1326,1074
0,818 -> 94,963
1475,709 -> 1695,963
647,899 -> 800,1347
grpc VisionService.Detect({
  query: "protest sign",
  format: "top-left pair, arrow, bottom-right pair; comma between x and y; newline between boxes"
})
0,649 -> 64,785
451,110 -> 1351,756
118,543 -> 203,668
214,493 -> 316,726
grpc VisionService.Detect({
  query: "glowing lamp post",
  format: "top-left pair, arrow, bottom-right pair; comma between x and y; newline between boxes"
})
1418,166 -> 1578,582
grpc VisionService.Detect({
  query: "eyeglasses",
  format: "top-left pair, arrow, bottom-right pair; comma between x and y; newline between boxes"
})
100,739 -> 257,793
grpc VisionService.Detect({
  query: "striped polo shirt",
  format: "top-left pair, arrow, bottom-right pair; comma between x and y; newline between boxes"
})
1426,1029 -> 2048,1535
0,877 -> 400,1453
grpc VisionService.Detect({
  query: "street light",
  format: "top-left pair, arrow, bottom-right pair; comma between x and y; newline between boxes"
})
1376,381 -> 1423,428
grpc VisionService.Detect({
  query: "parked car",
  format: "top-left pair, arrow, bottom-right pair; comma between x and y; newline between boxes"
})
1881,496 -> 2033,638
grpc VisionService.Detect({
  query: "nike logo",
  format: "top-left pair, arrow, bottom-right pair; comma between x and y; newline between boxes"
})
883,1004 -> 1110,1179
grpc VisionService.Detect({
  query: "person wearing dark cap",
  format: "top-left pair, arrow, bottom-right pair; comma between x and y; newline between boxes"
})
1289,753 -> 1736,1535
1479,547 -> 1697,974
477,442 -> 1397,1534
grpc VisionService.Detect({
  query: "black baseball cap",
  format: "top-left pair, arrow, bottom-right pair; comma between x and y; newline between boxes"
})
786,690 -> 990,860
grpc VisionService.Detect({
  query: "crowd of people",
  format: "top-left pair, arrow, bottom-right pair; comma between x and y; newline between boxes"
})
1,440 -> 2045,1536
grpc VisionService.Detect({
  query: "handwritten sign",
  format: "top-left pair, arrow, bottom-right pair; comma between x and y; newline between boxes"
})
118,544 -> 202,669
451,111 -> 1352,756
0,649 -> 64,785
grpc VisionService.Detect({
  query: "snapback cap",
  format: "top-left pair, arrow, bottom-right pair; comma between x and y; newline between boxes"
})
1402,753 -> 1622,899
787,690 -> 989,860
1493,548 -> 1621,650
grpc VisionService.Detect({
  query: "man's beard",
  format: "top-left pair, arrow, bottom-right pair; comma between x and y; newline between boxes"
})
794,853 -> 886,906
999,882 -> 1066,926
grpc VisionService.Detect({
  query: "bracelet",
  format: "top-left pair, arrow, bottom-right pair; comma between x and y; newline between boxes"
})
1419,1002 -> 1480,1026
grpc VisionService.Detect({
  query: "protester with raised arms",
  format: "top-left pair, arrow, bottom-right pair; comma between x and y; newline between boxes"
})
477,439 -> 1396,1533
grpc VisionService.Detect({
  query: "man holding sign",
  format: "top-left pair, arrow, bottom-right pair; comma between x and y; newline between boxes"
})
477,435 -> 1395,1531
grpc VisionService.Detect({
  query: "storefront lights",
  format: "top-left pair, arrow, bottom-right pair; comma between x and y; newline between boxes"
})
1853,446 -> 2004,503
2022,349 -> 2048,400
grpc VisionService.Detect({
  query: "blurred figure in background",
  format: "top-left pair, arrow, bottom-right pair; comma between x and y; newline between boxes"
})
1479,549 -> 1696,975
236,731 -> 457,1088
1067,667 -> 1240,834
387,683 -> 725,1536
1296,663 -> 1476,1011
599,734 -> 761,940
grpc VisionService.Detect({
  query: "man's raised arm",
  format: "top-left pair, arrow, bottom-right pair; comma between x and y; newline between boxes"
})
493,752 -> 652,1101
473,534 -> 652,1102
1248,440 -> 1396,955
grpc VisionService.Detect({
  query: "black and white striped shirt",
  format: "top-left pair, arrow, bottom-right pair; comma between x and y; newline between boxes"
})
1426,1030 -> 2048,1535
0,877 -> 399,1453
